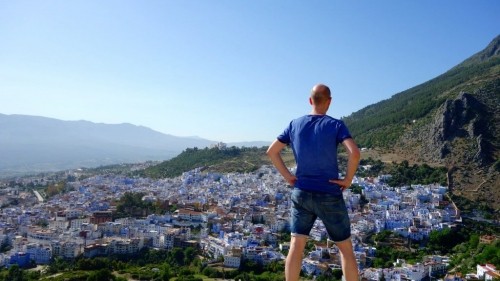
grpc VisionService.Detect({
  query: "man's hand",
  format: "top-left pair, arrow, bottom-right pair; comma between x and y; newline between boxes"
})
285,175 -> 297,187
334,138 -> 360,192
329,178 -> 351,192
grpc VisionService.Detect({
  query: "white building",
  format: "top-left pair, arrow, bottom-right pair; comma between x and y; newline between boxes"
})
477,264 -> 500,281
26,243 -> 52,264
51,241 -> 82,259
27,228 -> 58,245
70,217 -> 90,230
224,247 -> 242,268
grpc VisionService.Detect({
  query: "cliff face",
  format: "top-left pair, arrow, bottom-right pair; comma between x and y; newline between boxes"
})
431,92 -> 491,165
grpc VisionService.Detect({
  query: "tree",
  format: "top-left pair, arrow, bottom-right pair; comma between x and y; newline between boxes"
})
183,247 -> 196,266
373,230 -> 393,243
87,268 -> 115,281
475,241 -> 500,267
469,234 -> 480,249
350,184 -> 363,194
264,260 -> 284,273
201,266 -> 218,278
6,265 -> 25,281
156,264 -> 172,281
316,269 -> 343,281
234,272 -> 252,281
46,257 -> 68,274
170,248 -> 185,266
114,192 -> 157,218
428,228 -> 465,254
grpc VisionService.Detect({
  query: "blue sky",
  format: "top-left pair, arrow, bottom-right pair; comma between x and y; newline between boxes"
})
1,1 -> 498,143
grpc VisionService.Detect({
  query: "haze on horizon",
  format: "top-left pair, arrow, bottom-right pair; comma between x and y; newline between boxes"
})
0,1 -> 498,143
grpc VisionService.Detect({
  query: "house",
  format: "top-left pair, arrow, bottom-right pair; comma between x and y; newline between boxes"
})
51,241 -> 82,259
89,211 -> 113,224
9,252 -> 31,268
69,217 -> 90,230
178,209 -> 205,222
224,247 -> 242,268
27,228 -> 57,245
301,258 -> 329,276
108,238 -> 144,255
279,242 -> 290,252
477,264 -> 500,281
479,235 -> 497,245
444,273 -> 466,281
83,243 -> 108,258
26,243 -> 52,264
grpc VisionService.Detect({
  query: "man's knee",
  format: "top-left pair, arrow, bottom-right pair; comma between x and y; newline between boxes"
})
335,238 -> 355,254
290,235 -> 308,249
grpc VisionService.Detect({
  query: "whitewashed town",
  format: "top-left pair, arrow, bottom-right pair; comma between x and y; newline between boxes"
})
0,158 -> 497,281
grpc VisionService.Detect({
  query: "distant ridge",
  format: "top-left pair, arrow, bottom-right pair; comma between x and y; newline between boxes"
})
455,34 -> 500,67
228,141 -> 271,147
0,114 -> 217,177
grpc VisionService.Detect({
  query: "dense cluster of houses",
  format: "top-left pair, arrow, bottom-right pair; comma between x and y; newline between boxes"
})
0,163 -> 497,280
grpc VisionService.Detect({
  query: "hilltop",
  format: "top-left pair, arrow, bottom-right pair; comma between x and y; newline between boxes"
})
141,145 -> 295,178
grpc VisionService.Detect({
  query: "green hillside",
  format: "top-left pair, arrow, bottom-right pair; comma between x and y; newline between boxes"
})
343,35 -> 500,214
344,35 -> 500,149
141,146 -> 291,178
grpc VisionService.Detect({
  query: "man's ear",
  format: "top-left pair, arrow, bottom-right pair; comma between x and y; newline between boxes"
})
309,97 -> 313,105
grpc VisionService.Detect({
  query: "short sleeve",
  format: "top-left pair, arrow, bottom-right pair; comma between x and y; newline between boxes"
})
277,121 -> 292,144
336,120 -> 352,144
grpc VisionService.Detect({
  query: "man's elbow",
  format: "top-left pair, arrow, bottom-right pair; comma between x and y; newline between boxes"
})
266,148 -> 271,157
266,140 -> 284,158
351,147 -> 361,162
266,147 -> 275,158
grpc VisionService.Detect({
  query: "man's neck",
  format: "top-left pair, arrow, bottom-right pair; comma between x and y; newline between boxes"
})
310,102 -> 330,115
310,109 -> 328,115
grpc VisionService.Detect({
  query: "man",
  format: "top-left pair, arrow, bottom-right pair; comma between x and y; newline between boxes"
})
266,84 -> 360,281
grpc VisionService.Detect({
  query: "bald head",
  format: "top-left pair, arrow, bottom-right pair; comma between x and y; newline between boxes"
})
310,84 -> 331,105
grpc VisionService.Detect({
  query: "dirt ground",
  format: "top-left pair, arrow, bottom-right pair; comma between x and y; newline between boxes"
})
359,148 -> 407,163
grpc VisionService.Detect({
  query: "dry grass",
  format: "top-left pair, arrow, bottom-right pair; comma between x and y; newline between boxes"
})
359,148 -> 407,164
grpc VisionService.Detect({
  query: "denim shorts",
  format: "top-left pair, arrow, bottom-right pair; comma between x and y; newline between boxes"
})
290,188 -> 351,242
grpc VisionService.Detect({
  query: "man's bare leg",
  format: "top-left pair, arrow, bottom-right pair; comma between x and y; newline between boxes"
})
286,235 -> 307,281
335,238 -> 358,281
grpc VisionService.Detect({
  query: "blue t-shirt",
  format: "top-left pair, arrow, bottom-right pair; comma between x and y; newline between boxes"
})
277,114 -> 352,196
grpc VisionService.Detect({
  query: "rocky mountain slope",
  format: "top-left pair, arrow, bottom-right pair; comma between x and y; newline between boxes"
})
344,35 -> 500,213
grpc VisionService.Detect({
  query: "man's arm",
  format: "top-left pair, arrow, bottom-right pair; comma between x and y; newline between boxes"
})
266,139 -> 297,186
329,138 -> 360,191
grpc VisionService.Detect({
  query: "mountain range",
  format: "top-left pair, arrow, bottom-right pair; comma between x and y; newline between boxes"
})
0,114 -> 269,177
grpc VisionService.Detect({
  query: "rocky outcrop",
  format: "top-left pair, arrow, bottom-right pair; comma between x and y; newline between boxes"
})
397,89 -> 495,168
473,134 -> 489,166
428,92 -> 491,165
435,93 -> 482,140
